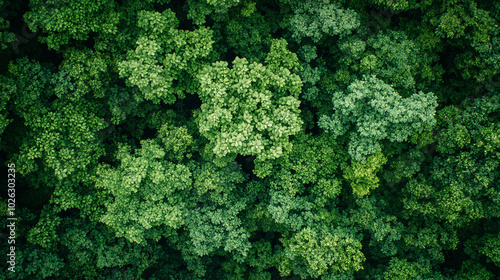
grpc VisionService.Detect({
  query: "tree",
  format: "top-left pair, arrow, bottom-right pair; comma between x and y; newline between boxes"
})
212,4 -> 276,63
195,39 -> 303,174
2,0 -> 500,279
24,0 -> 120,51
185,0 -> 241,26
2,58 -> 107,184
284,0 -> 360,44
0,0 -> 15,51
118,9 -> 214,105
280,225 -> 365,278
401,94 -> 500,228
344,152 -> 387,198
336,30 -> 444,98
319,75 -> 438,162
94,139 -> 190,244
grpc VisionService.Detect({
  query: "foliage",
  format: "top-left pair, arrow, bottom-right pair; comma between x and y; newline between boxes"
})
336,30 -> 444,97
285,0 -> 360,43
196,39 -> 303,170
185,0 -> 241,26
401,94 -> 500,228
281,225 -> 365,278
118,9 -> 214,104
319,75 -> 438,162
0,0 -> 15,50
213,6 -> 275,62
24,0 -> 120,51
1,58 -> 107,183
94,139 -> 190,244
1,0 -> 500,279
344,152 -> 387,198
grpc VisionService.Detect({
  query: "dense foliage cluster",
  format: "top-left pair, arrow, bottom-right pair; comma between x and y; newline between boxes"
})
0,0 -> 499,279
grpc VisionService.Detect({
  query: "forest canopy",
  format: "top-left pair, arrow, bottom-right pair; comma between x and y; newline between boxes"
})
0,0 -> 499,279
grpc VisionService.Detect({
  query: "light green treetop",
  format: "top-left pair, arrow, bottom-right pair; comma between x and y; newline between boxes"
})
118,9 -> 214,104
319,75 -> 438,162
196,39 -> 303,170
